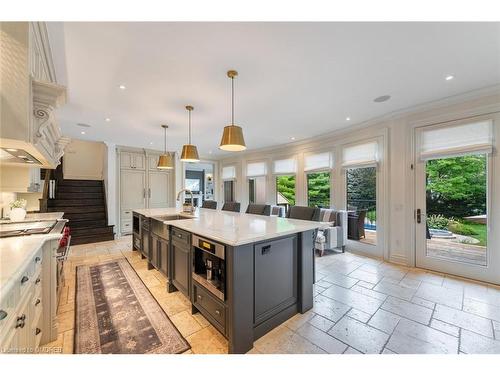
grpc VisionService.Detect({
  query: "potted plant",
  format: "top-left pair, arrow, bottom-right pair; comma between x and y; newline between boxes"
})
9,199 -> 28,222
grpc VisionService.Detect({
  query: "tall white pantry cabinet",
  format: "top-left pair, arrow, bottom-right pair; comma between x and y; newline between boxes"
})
118,147 -> 175,235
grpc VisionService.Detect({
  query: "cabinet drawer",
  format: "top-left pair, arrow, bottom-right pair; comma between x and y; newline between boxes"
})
121,209 -> 133,220
171,227 -> 190,246
193,282 -> 225,330
121,220 -> 132,233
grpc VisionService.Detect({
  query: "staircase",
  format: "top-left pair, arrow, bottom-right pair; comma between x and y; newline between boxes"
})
47,179 -> 115,245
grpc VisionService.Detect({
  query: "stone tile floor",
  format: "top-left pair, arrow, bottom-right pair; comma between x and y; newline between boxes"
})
42,236 -> 500,354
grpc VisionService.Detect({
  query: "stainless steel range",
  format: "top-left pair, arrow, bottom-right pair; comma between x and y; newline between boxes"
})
0,220 -> 67,238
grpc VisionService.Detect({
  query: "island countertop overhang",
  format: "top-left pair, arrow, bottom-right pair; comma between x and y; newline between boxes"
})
133,208 -> 327,247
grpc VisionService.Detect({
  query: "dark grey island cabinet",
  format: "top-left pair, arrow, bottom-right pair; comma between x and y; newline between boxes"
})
189,230 -> 315,354
171,227 -> 191,298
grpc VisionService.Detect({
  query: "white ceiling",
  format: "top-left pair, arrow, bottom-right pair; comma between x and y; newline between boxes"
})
47,22 -> 500,157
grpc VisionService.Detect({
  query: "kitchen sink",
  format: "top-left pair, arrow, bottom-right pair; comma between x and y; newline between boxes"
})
151,214 -> 194,221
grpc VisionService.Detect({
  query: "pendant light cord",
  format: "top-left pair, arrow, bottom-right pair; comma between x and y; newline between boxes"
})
231,76 -> 235,126
188,109 -> 192,144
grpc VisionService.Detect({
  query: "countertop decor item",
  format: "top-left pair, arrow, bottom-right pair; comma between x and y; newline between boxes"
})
9,199 -> 27,222
180,105 -> 200,162
157,124 -> 174,169
219,70 -> 246,151
75,259 -> 190,354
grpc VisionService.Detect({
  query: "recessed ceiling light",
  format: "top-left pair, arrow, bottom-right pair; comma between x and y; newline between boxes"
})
374,95 -> 391,103
149,142 -> 153,145
119,84 -> 126,90
208,150 -> 213,154
445,75 -> 454,81
346,117 -> 351,121
6,148 -> 18,152
290,137 -> 296,141
105,118 -> 111,122
81,131 -> 86,135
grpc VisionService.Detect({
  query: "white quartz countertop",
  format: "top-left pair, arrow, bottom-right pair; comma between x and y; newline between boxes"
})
0,233 -> 62,297
133,207 -> 196,218
0,212 -> 64,224
149,208 -> 327,246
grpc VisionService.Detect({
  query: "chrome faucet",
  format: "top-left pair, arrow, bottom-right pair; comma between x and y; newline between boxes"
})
176,189 -> 195,213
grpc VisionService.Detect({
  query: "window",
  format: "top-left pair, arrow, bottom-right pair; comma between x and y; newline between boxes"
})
346,166 -> 377,245
246,161 -> 267,177
304,152 -> 332,171
223,180 -> 235,202
276,175 -> 295,213
307,172 -> 330,208
222,165 -> 236,180
273,158 -> 297,174
342,141 -> 378,168
249,176 -> 266,204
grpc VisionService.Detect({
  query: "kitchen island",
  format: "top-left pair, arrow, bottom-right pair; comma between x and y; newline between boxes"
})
133,207 -> 325,353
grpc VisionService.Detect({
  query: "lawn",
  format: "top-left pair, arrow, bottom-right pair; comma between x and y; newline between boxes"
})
462,222 -> 487,246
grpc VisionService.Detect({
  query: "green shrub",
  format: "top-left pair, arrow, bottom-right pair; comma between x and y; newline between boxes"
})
427,214 -> 450,230
448,221 -> 477,236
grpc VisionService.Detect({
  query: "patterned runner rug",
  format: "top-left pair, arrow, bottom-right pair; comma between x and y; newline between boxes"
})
74,258 -> 190,354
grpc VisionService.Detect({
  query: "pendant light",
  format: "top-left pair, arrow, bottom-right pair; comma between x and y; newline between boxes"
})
219,70 -> 246,151
157,125 -> 174,169
180,105 -> 200,162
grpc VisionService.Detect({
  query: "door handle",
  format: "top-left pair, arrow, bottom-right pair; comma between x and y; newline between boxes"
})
416,209 -> 422,224
261,245 -> 271,255
143,189 -> 146,198
148,188 -> 151,198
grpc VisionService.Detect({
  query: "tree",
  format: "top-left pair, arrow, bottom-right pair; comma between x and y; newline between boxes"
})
426,154 -> 486,218
346,167 -> 376,211
276,175 -> 296,205
307,172 -> 330,207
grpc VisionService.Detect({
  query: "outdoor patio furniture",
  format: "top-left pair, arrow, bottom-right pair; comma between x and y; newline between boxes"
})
348,209 -> 367,240
222,202 -> 241,212
201,200 -> 217,209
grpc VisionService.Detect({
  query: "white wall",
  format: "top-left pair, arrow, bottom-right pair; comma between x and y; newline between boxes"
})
63,139 -> 105,180
215,87 -> 500,266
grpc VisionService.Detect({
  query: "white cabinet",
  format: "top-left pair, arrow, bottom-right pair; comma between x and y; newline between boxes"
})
120,152 -> 145,170
118,148 -> 174,234
120,169 -> 146,209
148,171 -> 171,208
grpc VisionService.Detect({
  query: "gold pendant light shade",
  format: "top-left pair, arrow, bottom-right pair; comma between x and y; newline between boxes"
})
180,105 -> 200,162
157,124 -> 174,169
180,144 -> 200,162
219,70 -> 246,152
219,125 -> 246,151
157,153 -> 174,169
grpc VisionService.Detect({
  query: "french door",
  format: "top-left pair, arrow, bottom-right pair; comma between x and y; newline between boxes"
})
414,116 -> 499,284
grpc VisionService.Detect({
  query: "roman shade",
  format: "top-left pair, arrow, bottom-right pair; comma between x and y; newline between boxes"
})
246,161 -> 267,177
342,141 -> 379,168
222,165 -> 236,180
418,120 -> 493,161
304,152 -> 332,172
273,158 -> 297,174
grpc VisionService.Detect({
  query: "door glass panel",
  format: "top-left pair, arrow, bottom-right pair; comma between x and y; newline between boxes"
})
346,167 -> 376,245
425,154 -> 488,266
223,180 -> 235,202
276,175 -> 295,214
307,172 -> 330,208
249,176 -> 266,204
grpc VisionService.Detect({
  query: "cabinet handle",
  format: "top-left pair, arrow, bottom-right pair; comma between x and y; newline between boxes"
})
0,310 -> 7,320
261,245 -> 271,255
35,256 -> 41,263
21,276 -> 29,284
215,310 -> 221,315
35,277 -> 41,285
35,328 -> 42,335
16,314 -> 26,329
35,299 -> 41,306
198,295 -> 202,300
